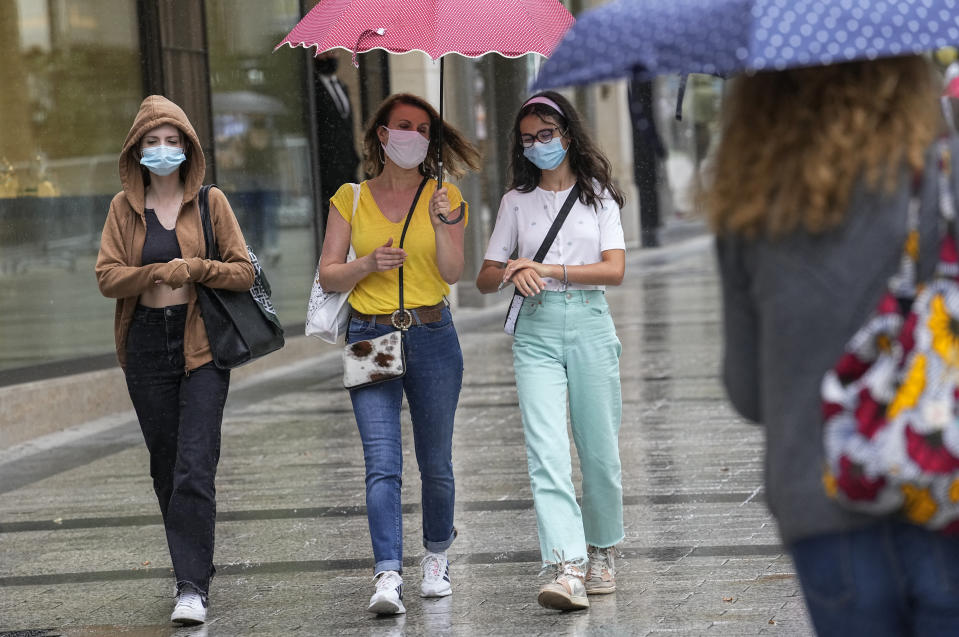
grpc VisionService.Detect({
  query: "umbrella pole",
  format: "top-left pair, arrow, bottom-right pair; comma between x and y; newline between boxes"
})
437,56 -> 444,189
436,56 -> 464,224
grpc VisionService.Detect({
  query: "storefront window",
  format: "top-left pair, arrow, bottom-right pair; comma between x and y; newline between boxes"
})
206,0 -> 315,325
0,0 -> 142,372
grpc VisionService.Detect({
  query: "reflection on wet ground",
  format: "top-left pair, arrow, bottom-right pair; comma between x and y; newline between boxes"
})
0,625 -> 191,637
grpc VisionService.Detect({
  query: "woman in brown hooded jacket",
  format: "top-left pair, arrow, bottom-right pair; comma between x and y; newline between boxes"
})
96,95 -> 253,625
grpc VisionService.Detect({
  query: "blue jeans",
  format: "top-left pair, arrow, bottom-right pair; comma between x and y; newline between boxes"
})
346,306 -> 462,574
124,304 -> 230,598
790,521 -> 959,636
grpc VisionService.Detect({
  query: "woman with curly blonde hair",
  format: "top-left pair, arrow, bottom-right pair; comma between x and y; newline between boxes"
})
711,56 -> 959,636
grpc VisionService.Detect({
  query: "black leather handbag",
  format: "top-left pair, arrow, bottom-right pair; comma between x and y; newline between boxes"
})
195,184 -> 284,369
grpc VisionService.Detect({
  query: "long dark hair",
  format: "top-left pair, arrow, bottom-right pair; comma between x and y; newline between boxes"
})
507,91 -> 624,209
362,93 -> 481,179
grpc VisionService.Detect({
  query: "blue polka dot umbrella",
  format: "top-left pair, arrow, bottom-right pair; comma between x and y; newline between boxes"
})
533,0 -> 959,90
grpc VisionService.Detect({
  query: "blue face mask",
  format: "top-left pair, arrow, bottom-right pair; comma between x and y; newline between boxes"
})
522,136 -> 567,171
140,145 -> 187,176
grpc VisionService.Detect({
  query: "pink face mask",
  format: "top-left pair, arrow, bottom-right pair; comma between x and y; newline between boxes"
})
381,127 -> 430,169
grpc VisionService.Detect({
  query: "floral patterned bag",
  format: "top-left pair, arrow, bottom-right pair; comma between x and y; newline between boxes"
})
821,143 -> 959,531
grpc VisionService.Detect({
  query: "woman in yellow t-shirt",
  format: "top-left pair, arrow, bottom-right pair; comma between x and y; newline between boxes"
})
318,93 -> 480,616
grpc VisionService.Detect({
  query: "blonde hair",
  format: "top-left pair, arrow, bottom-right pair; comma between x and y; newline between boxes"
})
706,56 -> 939,239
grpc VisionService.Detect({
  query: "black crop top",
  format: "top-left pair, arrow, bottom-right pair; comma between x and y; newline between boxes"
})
142,209 -> 182,265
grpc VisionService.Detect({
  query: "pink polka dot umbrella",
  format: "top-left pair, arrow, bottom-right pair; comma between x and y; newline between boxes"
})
276,0 -> 575,223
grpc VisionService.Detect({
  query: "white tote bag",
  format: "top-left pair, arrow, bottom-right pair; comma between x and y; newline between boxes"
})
306,183 -> 360,343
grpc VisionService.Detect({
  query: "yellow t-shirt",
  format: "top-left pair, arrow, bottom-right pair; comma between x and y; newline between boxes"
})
331,178 -> 468,315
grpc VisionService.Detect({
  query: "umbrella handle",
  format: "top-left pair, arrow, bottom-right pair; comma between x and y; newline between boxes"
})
438,202 -> 465,225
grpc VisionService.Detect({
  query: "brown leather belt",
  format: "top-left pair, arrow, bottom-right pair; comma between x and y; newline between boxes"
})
350,301 -> 446,326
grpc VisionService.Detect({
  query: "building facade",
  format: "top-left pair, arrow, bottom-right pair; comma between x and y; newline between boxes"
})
0,0 -> 701,385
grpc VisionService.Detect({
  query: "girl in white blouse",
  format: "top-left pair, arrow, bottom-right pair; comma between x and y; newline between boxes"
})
476,92 -> 626,612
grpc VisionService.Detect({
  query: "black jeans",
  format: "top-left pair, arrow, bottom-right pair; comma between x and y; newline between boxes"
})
124,304 -> 229,598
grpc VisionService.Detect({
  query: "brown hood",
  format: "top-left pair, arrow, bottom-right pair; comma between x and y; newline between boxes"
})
118,95 -> 205,213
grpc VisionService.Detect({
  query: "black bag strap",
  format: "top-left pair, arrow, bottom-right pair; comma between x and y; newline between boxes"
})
392,176 -> 429,328
505,184 -> 581,310
532,183 -> 581,263
197,184 -> 219,261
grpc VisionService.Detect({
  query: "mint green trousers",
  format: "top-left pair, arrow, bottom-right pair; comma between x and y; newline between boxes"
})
512,289 -> 624,565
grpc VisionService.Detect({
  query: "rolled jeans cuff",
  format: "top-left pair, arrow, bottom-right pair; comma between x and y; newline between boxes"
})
374,559 -> 403,575
424,526 -> 457,553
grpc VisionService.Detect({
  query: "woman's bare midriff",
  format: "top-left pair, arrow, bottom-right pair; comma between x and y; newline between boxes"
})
139,282 -> 193,308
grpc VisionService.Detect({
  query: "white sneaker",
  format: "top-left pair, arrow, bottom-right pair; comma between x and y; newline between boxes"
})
420,551 -> 452,597
368,570 -> 406,615
171,587 -> 207,625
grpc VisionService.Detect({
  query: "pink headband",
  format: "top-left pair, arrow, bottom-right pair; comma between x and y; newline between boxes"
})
522,96 -> 565,118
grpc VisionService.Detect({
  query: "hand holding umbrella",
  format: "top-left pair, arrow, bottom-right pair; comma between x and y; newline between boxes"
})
428,187 -> 452,227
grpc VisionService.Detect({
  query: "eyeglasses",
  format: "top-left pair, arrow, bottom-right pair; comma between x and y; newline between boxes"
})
520,127 -> 563,149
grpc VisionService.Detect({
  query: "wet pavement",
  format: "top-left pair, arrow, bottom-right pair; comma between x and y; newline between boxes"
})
0,236 -> 814,636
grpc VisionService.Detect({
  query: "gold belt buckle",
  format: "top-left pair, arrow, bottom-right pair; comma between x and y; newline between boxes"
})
390,309 -> 413,330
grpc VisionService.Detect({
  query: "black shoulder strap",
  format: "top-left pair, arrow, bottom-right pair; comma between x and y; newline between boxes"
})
532,183 -> 581,263
197,184 -> 219,261
396,177 -> 429,313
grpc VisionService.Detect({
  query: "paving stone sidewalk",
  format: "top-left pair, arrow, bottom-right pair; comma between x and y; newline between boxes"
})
0,238 -> 814,636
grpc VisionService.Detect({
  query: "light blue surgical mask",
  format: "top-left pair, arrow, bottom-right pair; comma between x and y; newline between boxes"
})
140,145 -> 187,176
522,136 -> 567,171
